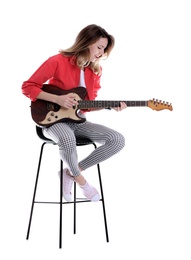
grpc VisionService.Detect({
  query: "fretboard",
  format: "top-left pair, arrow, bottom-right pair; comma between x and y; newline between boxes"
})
78,100 -> 148,109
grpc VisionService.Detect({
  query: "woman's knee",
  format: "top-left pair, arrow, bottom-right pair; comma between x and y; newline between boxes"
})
117,132 -> 125,150
108,131 -> 125,150
58,135 -> 76,150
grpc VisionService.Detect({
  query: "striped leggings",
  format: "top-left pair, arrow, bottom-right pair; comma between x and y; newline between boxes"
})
43,121 -> 125,176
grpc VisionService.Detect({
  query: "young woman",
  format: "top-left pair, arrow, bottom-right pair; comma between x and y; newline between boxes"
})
22,24 -> 127,202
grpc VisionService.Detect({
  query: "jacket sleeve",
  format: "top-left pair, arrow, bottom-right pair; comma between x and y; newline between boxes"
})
85,67 -> 102,100
22,57 -> 59,101
81,67 -> 102,112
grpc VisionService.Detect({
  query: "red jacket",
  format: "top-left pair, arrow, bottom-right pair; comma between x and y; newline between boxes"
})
22,53 -> 102,102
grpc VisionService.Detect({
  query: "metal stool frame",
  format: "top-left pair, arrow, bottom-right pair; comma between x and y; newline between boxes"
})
26,126 -> 109,248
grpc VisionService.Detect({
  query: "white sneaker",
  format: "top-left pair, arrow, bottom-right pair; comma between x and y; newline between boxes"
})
80,182 -> 100,202
58,168 -> 74,202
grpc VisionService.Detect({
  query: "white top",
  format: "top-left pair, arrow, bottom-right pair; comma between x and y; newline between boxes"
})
79,70 -> 86,88
77,70 -> 87,119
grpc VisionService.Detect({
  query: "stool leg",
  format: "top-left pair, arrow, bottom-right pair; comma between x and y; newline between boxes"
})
59,160 -> 63,248
97,163 -> 109,242
90,142 -> 109,242
91,140 -> 109,242
26,142 -> 46,240
73,182 -> 77,234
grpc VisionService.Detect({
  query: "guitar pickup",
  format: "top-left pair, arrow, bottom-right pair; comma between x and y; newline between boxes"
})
47,102 -> 60,111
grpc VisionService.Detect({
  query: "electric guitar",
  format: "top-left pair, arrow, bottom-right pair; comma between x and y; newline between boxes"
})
30,84 -> 173,127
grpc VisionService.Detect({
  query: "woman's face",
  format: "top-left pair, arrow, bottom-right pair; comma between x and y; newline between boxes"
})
88,37 -> 108,62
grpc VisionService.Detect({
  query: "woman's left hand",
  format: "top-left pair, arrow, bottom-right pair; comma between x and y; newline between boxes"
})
113,102 -> 127,112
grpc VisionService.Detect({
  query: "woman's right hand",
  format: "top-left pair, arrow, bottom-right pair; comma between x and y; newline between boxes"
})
56,93 -> 79,109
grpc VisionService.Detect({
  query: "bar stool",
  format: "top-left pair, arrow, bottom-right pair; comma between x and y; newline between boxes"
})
26,125 -> 109,248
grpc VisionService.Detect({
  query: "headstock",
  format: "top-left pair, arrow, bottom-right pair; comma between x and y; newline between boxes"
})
148,99 -> 173,111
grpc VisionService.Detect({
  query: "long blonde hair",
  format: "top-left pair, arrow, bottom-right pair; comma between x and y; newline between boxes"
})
59,24 -> 115,75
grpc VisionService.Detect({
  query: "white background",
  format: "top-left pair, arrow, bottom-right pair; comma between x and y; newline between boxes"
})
1,0 -> 191,259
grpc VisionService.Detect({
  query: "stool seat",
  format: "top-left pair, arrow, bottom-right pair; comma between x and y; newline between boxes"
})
36,125 -> 95,145
26,125 -> 109,248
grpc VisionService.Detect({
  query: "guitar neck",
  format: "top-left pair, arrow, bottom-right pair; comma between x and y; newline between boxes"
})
78,100 -> 148,109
